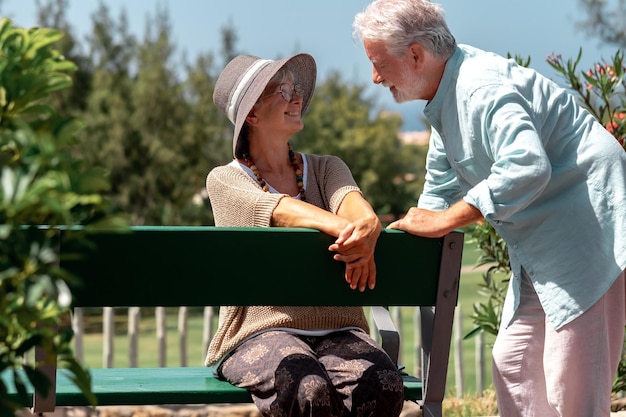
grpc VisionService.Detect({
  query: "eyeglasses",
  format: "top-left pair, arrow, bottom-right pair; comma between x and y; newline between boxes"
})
261,83 -> 304,102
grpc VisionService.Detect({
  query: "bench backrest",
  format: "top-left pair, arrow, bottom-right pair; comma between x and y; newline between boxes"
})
61,227 -> 463,308
52,226 -> 463,417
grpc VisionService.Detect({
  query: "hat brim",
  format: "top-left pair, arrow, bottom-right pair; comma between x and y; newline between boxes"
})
231,53 -> 316,157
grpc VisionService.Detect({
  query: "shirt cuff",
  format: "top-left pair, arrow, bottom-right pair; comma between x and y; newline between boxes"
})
417,194 -> 450,211
464,180 -> 495,218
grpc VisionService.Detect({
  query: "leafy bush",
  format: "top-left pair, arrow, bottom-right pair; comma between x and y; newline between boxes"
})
464,220 -> 510,339
547,49 -> 625,149
0,18 -> 126,416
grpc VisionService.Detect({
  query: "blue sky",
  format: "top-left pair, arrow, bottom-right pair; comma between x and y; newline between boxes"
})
2,0 -> 618,131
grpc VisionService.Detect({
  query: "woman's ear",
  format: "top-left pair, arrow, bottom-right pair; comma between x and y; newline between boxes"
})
245,110 -> 259,126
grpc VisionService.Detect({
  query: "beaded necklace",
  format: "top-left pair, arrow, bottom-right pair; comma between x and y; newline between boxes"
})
242,143 -> 306,201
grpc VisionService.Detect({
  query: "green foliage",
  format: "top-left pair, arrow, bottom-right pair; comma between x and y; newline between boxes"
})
0,17 -> 127,416
69,4 -> 224,226
547,48 -> 625,149
577,0 -> 626,48
464,221 -> 510,339
0,18 -> 75,128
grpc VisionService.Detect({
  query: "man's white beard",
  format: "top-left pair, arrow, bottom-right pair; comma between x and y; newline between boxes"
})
391,66 -> 426,103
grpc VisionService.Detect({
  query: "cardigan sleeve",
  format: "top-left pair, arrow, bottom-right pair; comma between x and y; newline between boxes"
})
306,154 -> 361,214
206,165 -> 285,227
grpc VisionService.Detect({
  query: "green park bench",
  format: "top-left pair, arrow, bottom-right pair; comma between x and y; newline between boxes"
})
2,226 -> 463,417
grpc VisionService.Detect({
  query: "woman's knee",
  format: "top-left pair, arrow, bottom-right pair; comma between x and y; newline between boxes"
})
357,365 -> 404,416
271,356 -> 344,416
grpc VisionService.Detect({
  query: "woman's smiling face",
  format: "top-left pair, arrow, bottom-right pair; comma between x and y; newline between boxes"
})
252,72 -> 305,135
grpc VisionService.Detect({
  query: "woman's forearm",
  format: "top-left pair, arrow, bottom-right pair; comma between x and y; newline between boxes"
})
271,197 -> 350,236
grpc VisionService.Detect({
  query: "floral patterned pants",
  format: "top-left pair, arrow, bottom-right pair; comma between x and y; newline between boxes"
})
219,329 -> 405,417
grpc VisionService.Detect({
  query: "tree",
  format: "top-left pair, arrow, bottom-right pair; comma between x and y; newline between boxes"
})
72,3 -> 141,221
180,51 -> 231,225
577,0 -> 626,48
125,6 -> 190,225
219,19 -> 239,65
34,0 -> 93,114
72,4 -> 236,226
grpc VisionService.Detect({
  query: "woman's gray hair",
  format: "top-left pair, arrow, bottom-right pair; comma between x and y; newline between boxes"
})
353,0 -> 456,60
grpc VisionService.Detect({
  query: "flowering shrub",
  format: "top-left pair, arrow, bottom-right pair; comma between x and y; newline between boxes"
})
547,49 -> 626,149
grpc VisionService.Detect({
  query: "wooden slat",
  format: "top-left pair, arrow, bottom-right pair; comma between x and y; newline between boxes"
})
61,227 -> 442,307
1,368 -> 422,406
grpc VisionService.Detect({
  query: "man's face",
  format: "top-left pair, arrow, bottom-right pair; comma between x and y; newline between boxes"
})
364,39 -> 427,103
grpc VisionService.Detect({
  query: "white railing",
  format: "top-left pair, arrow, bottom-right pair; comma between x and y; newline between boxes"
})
70,305 -> 489,396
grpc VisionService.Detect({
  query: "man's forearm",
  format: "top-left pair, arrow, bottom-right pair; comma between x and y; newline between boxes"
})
443,200 -> 484,231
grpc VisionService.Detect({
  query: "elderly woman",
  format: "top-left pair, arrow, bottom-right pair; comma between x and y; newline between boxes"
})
204,53 -> 404,417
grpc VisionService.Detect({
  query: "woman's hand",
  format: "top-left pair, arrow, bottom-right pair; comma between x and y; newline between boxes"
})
329,216 -> 381,292
272,191 -> 383,292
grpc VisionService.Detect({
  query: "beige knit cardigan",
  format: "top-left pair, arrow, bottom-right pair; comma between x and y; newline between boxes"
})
204,154 -> 370,366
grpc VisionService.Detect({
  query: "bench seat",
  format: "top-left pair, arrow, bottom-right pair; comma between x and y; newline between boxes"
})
3,367 -> 423,407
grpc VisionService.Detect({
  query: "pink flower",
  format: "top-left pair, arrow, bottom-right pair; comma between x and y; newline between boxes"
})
606,120 -> 619,133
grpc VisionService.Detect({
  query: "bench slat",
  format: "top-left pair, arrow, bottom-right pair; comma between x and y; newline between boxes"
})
2,368 -> 422,406
59,368 -> 251,406
61,227 -> 441,307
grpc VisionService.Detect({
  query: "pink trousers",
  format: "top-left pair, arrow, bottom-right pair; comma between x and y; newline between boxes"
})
492,269 -> 625,417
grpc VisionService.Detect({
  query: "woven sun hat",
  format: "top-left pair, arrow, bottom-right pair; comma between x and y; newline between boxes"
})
213,53 -> 317,157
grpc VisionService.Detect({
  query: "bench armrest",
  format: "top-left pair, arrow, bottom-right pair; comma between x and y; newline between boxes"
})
370,306 -> 401,367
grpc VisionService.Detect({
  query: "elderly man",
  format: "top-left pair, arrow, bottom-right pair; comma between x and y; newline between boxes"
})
353,1 -> 626,416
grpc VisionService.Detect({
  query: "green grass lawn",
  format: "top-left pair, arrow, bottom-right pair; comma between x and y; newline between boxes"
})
75,235 -> 497,396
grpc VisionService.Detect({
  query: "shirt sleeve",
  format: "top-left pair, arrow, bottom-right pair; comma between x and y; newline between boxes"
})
463,86 -> 552,222
418,128 -> 464,211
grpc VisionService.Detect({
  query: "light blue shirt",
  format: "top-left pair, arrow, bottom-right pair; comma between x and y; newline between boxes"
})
421,44 -> 626,329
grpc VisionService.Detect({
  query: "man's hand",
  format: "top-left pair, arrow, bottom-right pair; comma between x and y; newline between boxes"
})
388,201 -> 483,237
387,207 -> 450,237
